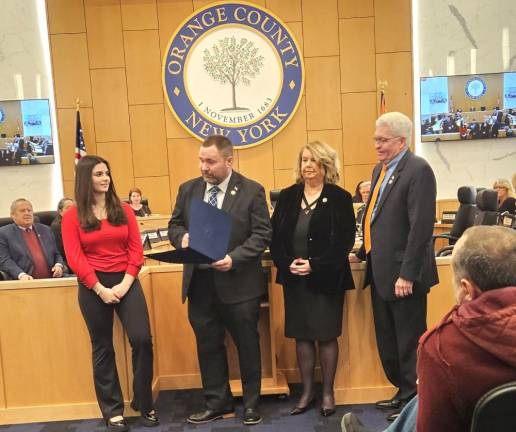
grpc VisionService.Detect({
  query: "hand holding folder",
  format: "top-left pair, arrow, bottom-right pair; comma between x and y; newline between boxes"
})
147,198 -> 232,264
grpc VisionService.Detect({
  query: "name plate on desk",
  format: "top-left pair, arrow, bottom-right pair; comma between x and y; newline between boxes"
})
140,233 -> 152,250
158,228 -> 169,241
441,211 -> 457,224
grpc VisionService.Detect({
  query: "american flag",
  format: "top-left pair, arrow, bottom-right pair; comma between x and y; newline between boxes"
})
75,110 -> 86,164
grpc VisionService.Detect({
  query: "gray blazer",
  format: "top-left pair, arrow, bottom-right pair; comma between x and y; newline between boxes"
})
169,171 -> 272,304
356,151 -> 439,301
0,222 -> 65,279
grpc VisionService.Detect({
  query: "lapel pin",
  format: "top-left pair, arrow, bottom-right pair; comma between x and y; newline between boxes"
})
388,180 -> 393,184
234,186 -> 238,190
230,190 -> 236,195
322,197 -> 327,203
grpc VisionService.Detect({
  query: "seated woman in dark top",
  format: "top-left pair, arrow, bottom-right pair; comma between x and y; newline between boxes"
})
51,197 -> 74,268
129,187 -> 151,217
270,141 -> 356,417
493,178 -> 516,214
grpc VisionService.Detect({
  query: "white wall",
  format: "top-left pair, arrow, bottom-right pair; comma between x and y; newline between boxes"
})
0,0 -> 62,214
414,0 -> 516,199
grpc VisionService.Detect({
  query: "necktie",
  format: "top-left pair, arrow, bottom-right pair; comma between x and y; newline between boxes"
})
208,185 -> 220,207
363,165 -> 387,254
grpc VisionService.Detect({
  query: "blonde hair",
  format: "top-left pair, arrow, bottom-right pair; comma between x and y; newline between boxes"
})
493,178 -> 515,198
294,141 -> 340,184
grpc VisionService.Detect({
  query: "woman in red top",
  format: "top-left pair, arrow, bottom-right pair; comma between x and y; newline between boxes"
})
62,155 -> 158,431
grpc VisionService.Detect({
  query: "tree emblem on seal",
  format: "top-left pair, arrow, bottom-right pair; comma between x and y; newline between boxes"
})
203,36 -> 264,112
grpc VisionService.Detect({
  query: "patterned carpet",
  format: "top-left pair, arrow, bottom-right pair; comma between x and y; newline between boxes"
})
0,385 -> 390,432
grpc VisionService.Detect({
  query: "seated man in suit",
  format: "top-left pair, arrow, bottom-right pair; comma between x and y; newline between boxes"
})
342,225 -> 516,432
0,198 -> 65,280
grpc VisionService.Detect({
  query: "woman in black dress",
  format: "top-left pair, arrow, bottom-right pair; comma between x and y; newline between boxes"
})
493,178 -> 516,214
270,141 -> 355,417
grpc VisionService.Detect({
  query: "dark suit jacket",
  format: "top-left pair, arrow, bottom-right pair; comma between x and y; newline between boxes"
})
169,171 -> 272,304
270,183 -> 356,293
0,223 -> 65,279
356,151 -> 438,301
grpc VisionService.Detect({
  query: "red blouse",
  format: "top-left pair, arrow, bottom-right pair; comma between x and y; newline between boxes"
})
62,203 -> 143,289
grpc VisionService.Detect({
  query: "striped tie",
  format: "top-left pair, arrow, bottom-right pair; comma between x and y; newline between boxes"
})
363,165 -> 387,254
208,185 -> 220,207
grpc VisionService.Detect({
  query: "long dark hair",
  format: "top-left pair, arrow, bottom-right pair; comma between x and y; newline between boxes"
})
75,155 -> 127,231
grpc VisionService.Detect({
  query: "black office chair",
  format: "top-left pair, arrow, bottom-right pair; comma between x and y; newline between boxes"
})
470,381 -> 516,432
434,186 -> 477,257
474,189 -> 499,226
270,189 -> 281,209
33,210 -> 58,227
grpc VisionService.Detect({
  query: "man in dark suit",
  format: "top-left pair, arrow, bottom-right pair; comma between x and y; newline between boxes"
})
350,112 -> 438,421
0,198 -> 65,280
168,135 -> 272,425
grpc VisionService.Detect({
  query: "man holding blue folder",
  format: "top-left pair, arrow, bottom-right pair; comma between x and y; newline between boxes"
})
169,135 -> 272,425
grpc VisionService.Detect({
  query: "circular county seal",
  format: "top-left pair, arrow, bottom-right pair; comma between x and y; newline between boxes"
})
465,77 -> 487,100
163,1 -> 304,148
0,107 -> 5,124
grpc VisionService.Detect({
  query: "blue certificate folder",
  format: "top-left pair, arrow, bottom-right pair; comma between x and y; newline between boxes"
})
148,198 -> 232,264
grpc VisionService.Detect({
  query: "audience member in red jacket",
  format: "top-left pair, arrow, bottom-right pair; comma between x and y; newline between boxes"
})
62,155 -> 159,432
342,225 -> 516,432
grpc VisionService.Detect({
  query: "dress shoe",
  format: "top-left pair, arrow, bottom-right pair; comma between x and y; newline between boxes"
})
106,417 -> 129,432
242,407 -> 262,425
386,410 -> 401,422
140,411 -> 160,427
341,412 -> 375,432
187,408 -> 236,424
375,397 -> 402,410
320,406 -> 336,417
289,397 -> 315,415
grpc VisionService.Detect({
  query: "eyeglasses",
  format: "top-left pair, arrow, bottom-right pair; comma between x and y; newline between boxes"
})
373,136 -> 401,145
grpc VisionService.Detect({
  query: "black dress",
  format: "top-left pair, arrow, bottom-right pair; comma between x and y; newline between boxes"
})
132,205 -> 151,217
283,207 -> 345,341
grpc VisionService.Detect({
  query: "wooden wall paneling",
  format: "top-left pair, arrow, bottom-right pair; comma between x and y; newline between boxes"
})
341,92 -> 378,165
0,331 -> 5,408
193,0 -> 265,10
307,129 -> 345,188
427,262 -> 455,328
305,57 -> 342,130
84,0 -> 125,69
301,0 -> 339,57
57,108 -> 96,183
129,104 -> 168,177
156,0 -> 194,57
338,0 -> 373,18
374,0 -> 411,53
124,30 -> 163,105
286,22 -> 304,90
265,0 -> 302,22
50,34 -> 92,109
164,109 -> 192,139
272,96 -> 307,169
375,53 -> 413,118
0,285 -> 129,406
121,0 -> 158,30
167,138 -> 202,206
96,141 -> 135,195
236,141 -> 275,199
63,180 -> 74,198
134,176 -> 172,215
345,270 -> 392,392
274,169 -> 295,189
152,270 -> 201,388
343,163 -> 376,192
339,18 -> 376,93
46,0 -> 86,34
90,69 -> 131,142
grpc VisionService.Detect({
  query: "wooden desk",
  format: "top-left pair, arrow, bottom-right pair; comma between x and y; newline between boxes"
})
136,215 -> 170,231
0,258 -> 456,424
433,223 -> 454,252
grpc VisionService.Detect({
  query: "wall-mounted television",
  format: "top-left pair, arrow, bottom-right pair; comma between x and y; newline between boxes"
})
0,99 -> 55,166
420,72 -> 516,142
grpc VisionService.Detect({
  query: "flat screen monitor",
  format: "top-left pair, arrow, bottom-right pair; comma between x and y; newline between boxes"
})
420,72 -> 516,142
0,99 -> 55,166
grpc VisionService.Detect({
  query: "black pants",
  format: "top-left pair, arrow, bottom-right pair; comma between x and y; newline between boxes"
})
371,285 -> 427,401
188,269 -> 261,410
78,272 -> 154,419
